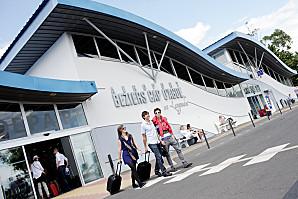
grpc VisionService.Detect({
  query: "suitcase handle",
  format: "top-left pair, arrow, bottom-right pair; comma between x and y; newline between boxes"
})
145,151 -> 150,162
108,154 -> 116,175
116,161 -> 122,176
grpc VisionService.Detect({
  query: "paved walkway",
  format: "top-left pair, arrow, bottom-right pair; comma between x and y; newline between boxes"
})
53,104 -> 296,199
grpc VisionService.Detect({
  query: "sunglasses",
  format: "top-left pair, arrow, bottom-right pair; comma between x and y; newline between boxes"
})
155,111 -> 161,114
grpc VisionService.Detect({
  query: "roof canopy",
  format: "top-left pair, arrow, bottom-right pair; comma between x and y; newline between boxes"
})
0,0 -> 249,83
204,32 -> 297,77
0,70 -> 97,102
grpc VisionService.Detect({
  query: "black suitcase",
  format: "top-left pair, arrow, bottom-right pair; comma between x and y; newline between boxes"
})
106,155 -> 122,195
137,151 -> 151,182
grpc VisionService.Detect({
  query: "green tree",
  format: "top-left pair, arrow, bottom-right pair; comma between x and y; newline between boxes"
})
261,29 -> 298,85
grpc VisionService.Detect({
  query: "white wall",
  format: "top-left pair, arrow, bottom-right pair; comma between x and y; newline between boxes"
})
26,33 -> 80,80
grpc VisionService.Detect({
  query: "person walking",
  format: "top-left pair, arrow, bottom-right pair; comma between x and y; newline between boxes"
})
152,108 -> 192,171
141,111 -> 172,177
53,148 -> 70,193
117,124 -> 145,188
31,155 -> 50,199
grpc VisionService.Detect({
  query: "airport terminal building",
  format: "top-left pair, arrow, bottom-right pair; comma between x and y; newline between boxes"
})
0,0 -> 296,198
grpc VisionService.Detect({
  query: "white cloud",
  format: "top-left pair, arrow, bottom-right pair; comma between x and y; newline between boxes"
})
175,22 -> 210,47
228,0 -> 298,51
0,44 -> 9,59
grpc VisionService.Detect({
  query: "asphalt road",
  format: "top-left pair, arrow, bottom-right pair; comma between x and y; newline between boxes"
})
107,107 -> 298,199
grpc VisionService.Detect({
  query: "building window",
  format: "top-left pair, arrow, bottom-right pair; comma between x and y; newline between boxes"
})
188,69 -> 206,90
117,43 -> 137,63
57,104 -> 88,129
172,61 -> 191,82
0,147 -> 35,199
72,35 -> 98,58
215,81 -> 227,96
160,57 -> 175,76
24,104 -> 59,134
0,102 -> 27,142
95,38 -> 119,60
228,49 -> 237,63
203,76 -> 217,95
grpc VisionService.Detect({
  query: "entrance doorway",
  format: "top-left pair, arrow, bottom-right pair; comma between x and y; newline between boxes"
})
25,137 -> 81,198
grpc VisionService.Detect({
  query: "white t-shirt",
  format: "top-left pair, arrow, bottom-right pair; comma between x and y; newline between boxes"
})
180,130 -> 193,139
31,161 -> 44,179
55,152 -> 68,167
141,120 -> 159,145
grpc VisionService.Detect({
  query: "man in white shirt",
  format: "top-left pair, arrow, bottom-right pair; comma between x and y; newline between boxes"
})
31,155 -> 50,199
53,148 -> 70,193
141,111 -> 172,177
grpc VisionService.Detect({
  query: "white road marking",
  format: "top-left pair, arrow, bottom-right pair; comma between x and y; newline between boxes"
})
164,164 -> 210,184
200,155 -> 246,176
144,170 -> 181,188
243,143 -> 289,166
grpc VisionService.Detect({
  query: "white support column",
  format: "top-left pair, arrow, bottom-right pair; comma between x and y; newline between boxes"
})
186,67 -> 193,84
19,103 -> 31,137
169,59 -> 178,77
201,74 -> 207,91
83,18 -> 154,81
22,146 -> 38,199
223,83 -> 228,96
158,41 -> 169,70
93,37 -> 101,59
134,46 -> 142,65
54,104 -> 63,130
237,41 -> 256,78
254,47 -> 258,68
213,79 -> 220,95
115,41 -> 123,62
258,52 -> 264,70
143,32 -> 155,81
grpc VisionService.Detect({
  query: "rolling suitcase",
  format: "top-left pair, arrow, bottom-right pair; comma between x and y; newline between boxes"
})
106,154 -> 122,195
49,181 -> 59,197
137,151 -> 151,182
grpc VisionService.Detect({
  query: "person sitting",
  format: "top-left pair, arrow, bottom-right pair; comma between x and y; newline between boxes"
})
179,125 -> 198,145
186,124 -> 203,142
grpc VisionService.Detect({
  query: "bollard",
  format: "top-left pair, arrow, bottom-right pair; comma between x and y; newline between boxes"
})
228,119 -> 236,136
201,129 -> 210,149
248,113 -> 255,127
276,103 -> 282,115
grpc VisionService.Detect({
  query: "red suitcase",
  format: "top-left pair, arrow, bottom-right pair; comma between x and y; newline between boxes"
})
49,181 -> 59,197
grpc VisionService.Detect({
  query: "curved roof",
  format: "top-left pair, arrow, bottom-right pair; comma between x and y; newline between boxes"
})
0,0 -> 249,83
203,31 -> 297,77
0,70 -> 97,102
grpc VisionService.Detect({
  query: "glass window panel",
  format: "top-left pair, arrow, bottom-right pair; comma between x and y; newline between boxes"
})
233,84 -> 244,97
117,42 -> 137,63
203,76 -> 217,94
160,58 -> 175,76
24,104 -> 59,134
136,48 -> 150,67
228,49 -> 237,63
215,81 -> 227,96
234,51 -> 244,65
71,132 -> 103,184
57,104 -> 87,129
0,147 -> 34,199
173,61 -> 191,82
188,69 -> 206,90
95,38 -> 119,60
0,102 -> 27,142
225,83 -> 236,97
72,35 -> 98,58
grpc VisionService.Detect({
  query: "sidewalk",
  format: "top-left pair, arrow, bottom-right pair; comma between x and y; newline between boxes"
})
54,103 -> 297,199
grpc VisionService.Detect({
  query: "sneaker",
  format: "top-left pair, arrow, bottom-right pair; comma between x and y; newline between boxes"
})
155,172 -> 162,177
162,172 -> 172,177
183,162 -> 193,168
169,167 -> 177,172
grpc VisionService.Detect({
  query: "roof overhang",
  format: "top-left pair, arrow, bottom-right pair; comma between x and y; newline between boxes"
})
0,70 -> 97,102
203,32 -> 297,77
0,0 -> 249,84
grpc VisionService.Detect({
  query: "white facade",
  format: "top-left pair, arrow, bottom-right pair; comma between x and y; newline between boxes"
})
26,33 -> 252,176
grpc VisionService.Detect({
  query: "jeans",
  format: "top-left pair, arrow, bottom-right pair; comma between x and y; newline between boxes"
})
163,136 -> 187,167
148,144 -> 166,174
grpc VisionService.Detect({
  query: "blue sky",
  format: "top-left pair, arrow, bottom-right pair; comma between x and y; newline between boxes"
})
0,0 -> 297,56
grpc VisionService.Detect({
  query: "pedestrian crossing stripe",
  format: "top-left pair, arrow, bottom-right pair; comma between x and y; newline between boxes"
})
143,143 -> 295,187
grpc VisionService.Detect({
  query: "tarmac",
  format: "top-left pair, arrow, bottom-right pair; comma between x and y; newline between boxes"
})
54,104 -> 296,199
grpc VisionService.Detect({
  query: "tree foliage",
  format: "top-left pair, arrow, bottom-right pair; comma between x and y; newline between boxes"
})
261,29 -> 298,85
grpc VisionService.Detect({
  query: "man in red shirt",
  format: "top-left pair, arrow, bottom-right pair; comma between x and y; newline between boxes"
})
152,108 -> 192,171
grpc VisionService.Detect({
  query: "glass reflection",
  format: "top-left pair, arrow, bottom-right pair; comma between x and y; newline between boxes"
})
57,104 -> 87,129
24,104 -> 59,134
71,132 -> 103,184
0,102 -> 27,142
0,147 -> 34,199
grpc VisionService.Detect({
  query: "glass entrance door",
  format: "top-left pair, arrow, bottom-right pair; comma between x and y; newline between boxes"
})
70,132 -> 103,184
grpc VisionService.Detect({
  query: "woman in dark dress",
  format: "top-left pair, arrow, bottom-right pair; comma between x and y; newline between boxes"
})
117,124 -> 145,188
